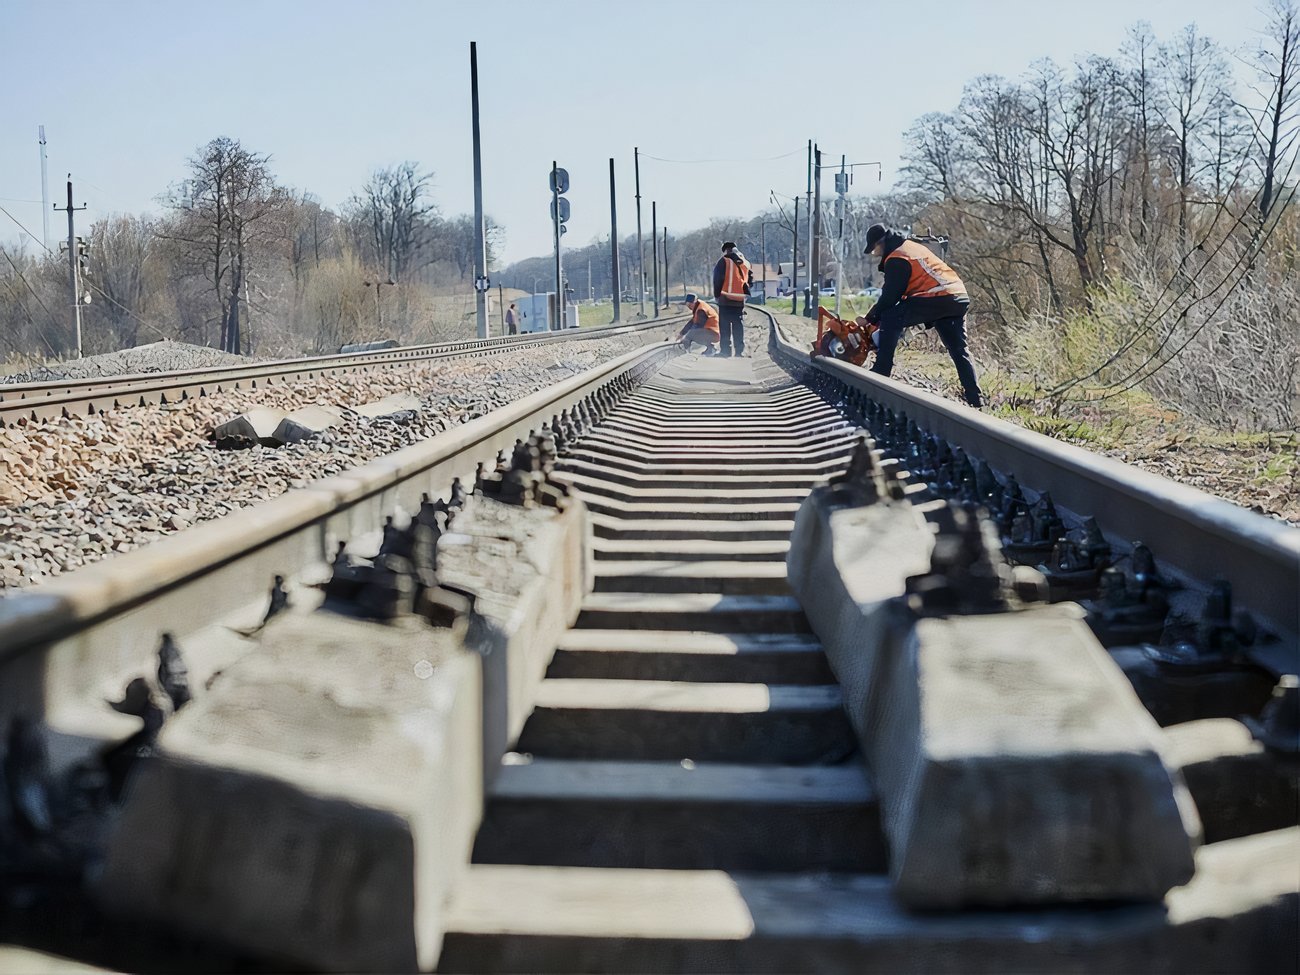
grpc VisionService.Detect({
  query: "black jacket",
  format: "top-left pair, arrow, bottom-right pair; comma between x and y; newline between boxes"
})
712,251 -> 752,308
866,229 -> 911,323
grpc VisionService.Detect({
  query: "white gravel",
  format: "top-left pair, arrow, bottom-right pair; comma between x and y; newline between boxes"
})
0,333 -> 654,590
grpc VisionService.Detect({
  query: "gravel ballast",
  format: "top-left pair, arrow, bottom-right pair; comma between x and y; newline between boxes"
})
1,340 -> 250,385
0,332 -> 660,590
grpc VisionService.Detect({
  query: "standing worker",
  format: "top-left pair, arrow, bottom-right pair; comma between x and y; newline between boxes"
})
861,224 -> 982,407
712,241 -> 752,357
675,294 -> 721,355
505,303 -> 518,335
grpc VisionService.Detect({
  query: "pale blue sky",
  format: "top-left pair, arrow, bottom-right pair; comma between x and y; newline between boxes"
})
0,0 -> 1272,265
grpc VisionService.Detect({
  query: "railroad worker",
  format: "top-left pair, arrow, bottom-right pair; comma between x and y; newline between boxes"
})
676,294 -> 721,355
712,241 -> 752,357
862,224 -> 983,407
505,303 -> 518,335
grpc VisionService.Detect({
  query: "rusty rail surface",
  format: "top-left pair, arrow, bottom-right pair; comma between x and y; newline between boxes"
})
0,316 -> 685,428
761,307 -> 1300,663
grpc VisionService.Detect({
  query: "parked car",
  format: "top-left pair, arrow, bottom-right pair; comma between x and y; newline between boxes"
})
819,286 -> 836,297
857,287 -> 882,298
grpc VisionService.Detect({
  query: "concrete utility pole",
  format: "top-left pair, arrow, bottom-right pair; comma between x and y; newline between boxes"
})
54,176 -> 87,358
651,201 -> 659,317
810,146 -> 822,318
38,126 -> 50,252
835,153 -> 846,319
792,196 -> 800,314
634,148 -> 645,317
662,227 -> 668,303
805,139 -> 814,317
609,158 -> 621,322
469,42 -> 489,339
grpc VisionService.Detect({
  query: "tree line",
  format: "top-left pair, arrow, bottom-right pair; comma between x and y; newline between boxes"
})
1,140 -> 502,361
499,6 -> 1298,431
899,6 -> 1299,430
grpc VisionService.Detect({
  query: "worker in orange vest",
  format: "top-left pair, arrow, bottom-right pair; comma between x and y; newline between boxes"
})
712,241 -> 752,357
677,294 -> 721,355
862,224 -> 982,407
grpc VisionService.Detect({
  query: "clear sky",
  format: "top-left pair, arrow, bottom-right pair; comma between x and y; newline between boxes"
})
0,0 -> 1271,266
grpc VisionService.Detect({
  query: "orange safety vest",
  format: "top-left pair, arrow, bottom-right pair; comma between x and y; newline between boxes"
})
691,301 -> 721,335
719,254 -> 752,302
890,239 -> 967,300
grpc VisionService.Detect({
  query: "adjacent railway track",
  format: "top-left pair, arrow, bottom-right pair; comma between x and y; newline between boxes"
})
0,309 -> 1295,972
0,318 -> 672,428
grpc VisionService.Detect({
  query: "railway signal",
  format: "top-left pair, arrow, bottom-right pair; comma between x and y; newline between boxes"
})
551,163 -> 570,328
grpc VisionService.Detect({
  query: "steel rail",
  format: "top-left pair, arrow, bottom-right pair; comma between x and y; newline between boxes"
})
0,316 -> 686,428
759,307 -> 1300,656
0,342 -> 679,741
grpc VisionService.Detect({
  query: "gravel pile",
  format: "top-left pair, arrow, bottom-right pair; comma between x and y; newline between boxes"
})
1,341 -> 249,385
0,334 -> 651,590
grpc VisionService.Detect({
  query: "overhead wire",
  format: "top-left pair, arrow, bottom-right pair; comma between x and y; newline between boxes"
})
1045,150 -> 1274,396
1087,151 -> 1300,399
0,201 -> 174,343
0,246 -> 62,357
639,147 -> 805,165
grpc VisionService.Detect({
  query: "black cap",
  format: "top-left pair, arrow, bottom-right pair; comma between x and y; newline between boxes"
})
684,292 -> 697,304
863,224 -> 888,254
721,241 -> 736,252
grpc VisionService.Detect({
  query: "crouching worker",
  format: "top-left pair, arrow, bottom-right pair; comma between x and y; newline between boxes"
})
676,294 -> 721,355
862,224 -> 983,407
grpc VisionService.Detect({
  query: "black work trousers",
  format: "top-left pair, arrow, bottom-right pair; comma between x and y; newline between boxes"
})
717,304 -> 746,356
871,295 -> 982,406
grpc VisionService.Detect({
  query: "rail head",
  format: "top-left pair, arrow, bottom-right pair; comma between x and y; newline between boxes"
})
761,308 -> 1300,650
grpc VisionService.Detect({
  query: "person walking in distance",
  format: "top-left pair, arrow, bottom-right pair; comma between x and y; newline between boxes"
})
675,294 -> 721,355
712,241 -> 752,357
505,303 -> 518,335
861,224 -> 983,407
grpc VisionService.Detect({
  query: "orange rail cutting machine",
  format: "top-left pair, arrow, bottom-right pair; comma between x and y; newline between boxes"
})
810,306 -> 880,367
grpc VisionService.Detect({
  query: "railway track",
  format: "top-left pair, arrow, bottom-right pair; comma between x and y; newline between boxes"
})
0,310 -> 1295,971
0,318 -> 668,428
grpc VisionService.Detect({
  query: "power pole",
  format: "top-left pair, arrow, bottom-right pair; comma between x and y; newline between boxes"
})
497,282 -> 505,333
760,221 -> 766,304
805,139 -> 814,317
469,42 -> 489,339
811,146 -> 823,318
651,201 -> 659,317
835,153 -> 846,319
38,126 -> 50,252
53,176 -> 87,358
609,157 -> 621,323
662,227 -> 669,303
792,196 -> 800,314
634,147 -> 645,317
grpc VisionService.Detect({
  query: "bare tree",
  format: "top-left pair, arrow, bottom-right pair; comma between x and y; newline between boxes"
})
351,163 -> 437,281
1158,25 -> 1232,240
1121,22 -> 1162,238
1246,0 -> 1300,221
84,215 -> 159,350
163,137 -> 289,353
